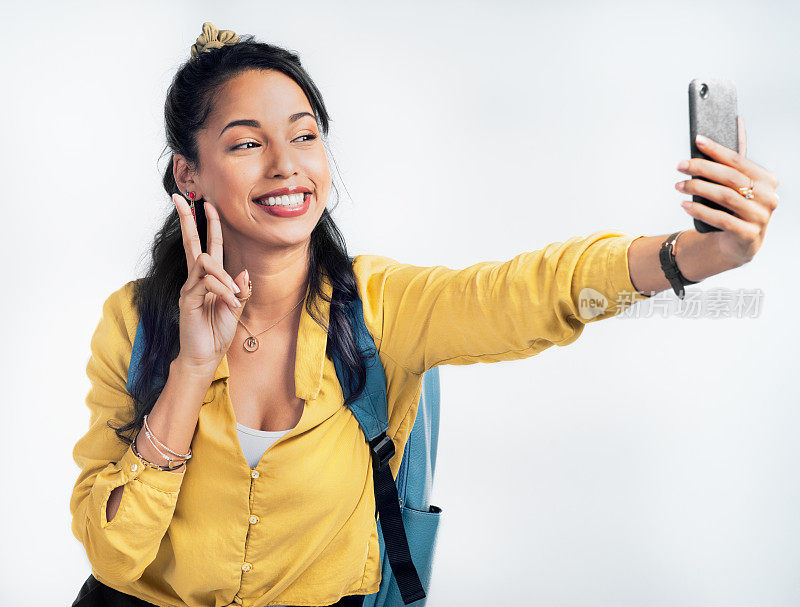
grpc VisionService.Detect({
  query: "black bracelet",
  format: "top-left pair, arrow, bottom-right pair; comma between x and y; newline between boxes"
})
132,438 -> 187,472
659,230 -> 700,300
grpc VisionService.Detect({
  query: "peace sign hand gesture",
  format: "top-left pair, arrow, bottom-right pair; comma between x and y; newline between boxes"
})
172,194 -> 250,377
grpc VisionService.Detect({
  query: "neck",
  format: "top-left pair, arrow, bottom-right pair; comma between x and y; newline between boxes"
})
224,243 -> 310,328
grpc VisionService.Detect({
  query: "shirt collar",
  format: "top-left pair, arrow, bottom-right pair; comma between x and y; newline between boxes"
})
211,274 -> 332,402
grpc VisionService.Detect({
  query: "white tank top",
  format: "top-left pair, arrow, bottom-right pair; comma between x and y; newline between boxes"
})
236,422 -> 292,469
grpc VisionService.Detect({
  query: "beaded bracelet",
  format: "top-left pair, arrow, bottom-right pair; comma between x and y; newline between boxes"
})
142,425 -> 191,469
132,437 -> 186,472
143,414 -> 192,462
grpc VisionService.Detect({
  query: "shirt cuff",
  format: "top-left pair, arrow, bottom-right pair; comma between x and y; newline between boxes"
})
609,234 -> 654,305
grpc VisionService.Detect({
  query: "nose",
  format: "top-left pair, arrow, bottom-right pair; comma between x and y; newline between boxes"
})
265,140 -> 298,179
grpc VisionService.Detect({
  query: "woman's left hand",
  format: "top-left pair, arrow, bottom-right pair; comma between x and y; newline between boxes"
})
675,116 -> 780,268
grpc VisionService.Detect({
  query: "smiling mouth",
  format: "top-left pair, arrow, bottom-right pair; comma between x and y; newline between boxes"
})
253,192 -> 312,208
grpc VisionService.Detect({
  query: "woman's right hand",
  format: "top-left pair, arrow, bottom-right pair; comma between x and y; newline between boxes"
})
172,193 -> 250,377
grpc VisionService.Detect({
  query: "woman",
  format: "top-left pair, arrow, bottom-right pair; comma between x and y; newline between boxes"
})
69,22 -> 779,607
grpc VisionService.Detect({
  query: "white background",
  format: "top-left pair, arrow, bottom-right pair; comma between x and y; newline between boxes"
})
1,1 -> 798,605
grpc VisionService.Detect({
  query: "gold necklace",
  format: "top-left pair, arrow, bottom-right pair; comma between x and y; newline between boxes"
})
236,283 -> 306,352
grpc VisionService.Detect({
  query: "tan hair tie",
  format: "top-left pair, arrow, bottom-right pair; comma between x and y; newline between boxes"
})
189,21 -> 240,59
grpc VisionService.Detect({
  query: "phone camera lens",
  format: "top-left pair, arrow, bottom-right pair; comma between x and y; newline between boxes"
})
699,83 -> 709,99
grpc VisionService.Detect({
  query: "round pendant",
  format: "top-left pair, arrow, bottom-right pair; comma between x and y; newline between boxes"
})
243,336 -> 259,352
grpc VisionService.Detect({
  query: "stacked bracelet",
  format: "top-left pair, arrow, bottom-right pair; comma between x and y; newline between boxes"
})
143,414 -> 192,467
132,439 -> 186,472
130,414 -> 192,472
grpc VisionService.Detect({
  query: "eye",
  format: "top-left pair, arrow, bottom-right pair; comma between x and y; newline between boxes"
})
230,134 -> 317,151
231,141 -> 259,151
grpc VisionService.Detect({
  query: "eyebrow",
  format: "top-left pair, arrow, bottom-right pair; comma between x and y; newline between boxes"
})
217,112 -> 316,139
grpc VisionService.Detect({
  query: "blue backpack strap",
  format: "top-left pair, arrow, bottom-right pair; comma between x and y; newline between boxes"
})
331,295 -> 426,605
127,318 -> 147,395
331,301 -> 389,443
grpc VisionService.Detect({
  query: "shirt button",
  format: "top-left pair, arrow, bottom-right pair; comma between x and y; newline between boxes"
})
131,464 -> 138,472
249,515 -> 259,524
250,470 -> 260,479
241,562 -> 252,572
233,596 -> 243,605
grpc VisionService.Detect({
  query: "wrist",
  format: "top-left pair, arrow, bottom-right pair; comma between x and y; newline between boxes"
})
135,430 -> 183,469
171,355 -> 218,383
166,355 -> 217,413
674,229 -> 743,282
672,229 -> 706,283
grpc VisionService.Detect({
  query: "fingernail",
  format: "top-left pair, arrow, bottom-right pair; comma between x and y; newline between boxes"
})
244,269 -> 249,290
681,201 -> 692,210
676,160 -> 689,171
232,281 -> 241,294
696,134 -> 709,145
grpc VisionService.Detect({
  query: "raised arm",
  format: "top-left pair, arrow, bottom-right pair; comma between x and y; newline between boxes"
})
356,230 -> 654,376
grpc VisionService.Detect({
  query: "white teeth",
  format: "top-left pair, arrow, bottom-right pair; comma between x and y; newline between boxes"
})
257,192 -> 306,207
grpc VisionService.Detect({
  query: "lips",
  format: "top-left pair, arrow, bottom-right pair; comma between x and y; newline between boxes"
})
253,185 -> 311,203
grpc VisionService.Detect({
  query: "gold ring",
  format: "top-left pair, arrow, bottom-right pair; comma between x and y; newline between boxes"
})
737,178 -> 755,200
235,279 -> 253,301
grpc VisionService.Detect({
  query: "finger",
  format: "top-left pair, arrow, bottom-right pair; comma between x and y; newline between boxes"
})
232,269 -> 251,301
179,267 -> 242,311
173,193 -> 202,271
677,157 -> 749,192
184,252 -> 241,298
680,199 -> 755,235
198,201 -> 244,297
197,273 -> 242,310
203,201 -> 224,262
738,115 -> 747,158
695,132 -> 770,184
677,179 -> 769,225
677,155 -> 779,215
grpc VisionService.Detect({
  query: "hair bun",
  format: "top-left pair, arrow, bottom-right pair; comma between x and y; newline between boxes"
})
190,21 -> 240,59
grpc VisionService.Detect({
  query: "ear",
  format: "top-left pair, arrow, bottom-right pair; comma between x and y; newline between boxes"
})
172,153 -> 200,197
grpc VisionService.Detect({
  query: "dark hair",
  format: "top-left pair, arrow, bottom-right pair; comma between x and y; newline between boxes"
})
109,33 -> 371,445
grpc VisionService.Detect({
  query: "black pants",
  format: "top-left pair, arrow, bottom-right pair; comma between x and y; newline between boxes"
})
72,574 -> 366,607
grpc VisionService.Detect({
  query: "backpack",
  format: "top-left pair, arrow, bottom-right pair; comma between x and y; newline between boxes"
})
127,292 -> 442,606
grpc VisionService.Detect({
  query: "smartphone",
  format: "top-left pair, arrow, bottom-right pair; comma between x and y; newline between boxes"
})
688,78 -> 739,233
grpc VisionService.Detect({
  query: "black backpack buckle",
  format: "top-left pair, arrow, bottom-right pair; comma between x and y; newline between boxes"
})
369,432 -> 395,470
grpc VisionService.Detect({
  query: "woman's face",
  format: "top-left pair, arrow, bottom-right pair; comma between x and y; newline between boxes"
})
183,69 -> 330,250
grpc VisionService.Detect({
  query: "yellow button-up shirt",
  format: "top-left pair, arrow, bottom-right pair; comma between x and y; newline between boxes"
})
70,230 -> 652,607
